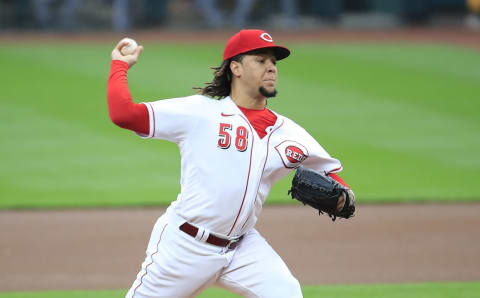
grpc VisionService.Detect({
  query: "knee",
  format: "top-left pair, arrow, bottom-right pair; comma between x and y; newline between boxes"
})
281,275 -> 302,298
265,272 -> 302,298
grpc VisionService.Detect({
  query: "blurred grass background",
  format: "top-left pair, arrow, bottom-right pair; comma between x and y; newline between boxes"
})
1,282 -> 478,298
0,41 -> 479,208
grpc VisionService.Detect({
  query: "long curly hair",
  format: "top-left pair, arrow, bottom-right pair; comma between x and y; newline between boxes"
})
194,55 -> 244,99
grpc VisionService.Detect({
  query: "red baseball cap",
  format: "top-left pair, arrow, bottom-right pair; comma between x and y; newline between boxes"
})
223,29 -> 290,61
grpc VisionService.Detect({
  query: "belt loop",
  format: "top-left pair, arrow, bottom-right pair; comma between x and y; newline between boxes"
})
194,226 -> 205,241
195,227 -> 211,243
179,221 -> 243,249
195,226 -> 211,243
200,229 -> 210,242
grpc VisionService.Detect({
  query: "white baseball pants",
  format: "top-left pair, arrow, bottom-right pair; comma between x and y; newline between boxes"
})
126,208 -> 302,298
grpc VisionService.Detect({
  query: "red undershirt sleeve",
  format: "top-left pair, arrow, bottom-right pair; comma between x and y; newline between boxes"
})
107,60 -> 149,135
327,173 -> 350,189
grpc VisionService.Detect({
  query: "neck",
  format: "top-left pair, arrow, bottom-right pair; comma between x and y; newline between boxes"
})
230,85 -> 267,110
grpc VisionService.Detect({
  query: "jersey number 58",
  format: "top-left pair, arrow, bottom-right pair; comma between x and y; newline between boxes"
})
218,123 -> 248,152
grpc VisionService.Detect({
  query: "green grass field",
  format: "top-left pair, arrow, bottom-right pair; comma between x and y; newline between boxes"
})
0,42 -> 479,208
1,282 -> 478,298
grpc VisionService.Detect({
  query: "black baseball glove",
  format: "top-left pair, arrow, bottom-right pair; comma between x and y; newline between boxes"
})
288,166 -> 355,221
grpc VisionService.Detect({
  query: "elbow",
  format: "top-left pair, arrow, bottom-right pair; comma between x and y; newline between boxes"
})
109,111 -> 132,129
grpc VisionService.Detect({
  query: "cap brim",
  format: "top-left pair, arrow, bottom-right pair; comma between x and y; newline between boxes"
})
271,46 -> 290,60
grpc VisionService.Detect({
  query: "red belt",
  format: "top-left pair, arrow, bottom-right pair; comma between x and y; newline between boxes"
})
179,222 -> 243,250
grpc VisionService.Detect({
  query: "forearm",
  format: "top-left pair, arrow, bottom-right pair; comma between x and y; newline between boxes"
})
107,60 -> 149,135
327,172 -> 349,189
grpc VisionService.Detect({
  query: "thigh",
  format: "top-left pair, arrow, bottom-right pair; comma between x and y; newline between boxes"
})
126,212 -> 229,298
217,229 -> 303,298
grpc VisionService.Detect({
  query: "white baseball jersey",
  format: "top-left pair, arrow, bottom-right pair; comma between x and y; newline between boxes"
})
141,95 -> 342,238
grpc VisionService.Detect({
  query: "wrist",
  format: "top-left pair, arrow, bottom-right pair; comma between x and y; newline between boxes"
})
112,59 -> 130,69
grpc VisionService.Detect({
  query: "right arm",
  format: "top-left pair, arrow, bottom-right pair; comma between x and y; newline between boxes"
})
107,39 -> 203,143
107,40 -> 148,135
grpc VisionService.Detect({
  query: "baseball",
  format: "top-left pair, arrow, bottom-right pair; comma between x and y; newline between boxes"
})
120,38 -> 138,56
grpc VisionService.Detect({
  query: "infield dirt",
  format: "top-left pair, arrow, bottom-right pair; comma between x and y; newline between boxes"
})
1,204 -> 479,291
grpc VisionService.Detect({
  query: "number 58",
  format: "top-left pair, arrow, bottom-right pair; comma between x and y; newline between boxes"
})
218,123 -> 248,152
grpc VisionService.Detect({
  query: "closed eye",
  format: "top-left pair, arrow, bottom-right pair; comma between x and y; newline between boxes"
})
257,59 -> 276,65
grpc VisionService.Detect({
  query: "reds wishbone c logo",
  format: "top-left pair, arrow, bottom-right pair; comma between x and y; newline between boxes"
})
274,140 -> 309,168
260,33 -> 273,42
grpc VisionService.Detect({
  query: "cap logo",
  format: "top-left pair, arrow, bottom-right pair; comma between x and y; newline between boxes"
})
260,33 -> 273,43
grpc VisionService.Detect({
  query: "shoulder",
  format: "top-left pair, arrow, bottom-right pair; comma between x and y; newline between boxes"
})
185,94 -> 223,108
147,94 -> 219,109
165,94 -> 216,104
273,112 -> 323,149
186,94 -> 217,103
274,112 -> 309,136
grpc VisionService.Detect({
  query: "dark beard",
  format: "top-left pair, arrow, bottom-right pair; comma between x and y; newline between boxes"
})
259,86 -> 277,98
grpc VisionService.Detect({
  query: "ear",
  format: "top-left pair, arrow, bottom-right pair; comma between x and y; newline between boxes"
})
230,60 -> 242,78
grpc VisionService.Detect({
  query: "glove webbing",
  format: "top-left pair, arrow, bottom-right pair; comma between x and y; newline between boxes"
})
289,184 -> 340,220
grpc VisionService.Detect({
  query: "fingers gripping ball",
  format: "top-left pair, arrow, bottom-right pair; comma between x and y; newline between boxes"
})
120,38 -> 138,56
288,166 -> 355,221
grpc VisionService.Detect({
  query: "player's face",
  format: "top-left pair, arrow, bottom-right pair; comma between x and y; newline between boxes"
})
238,50 -> 278,98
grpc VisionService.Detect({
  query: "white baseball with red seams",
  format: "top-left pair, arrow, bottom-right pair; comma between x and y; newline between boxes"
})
120,38 -> 138,56
126,95 -> 342,297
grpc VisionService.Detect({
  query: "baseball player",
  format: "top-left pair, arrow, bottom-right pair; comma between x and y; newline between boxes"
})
107,29 -> 354,298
